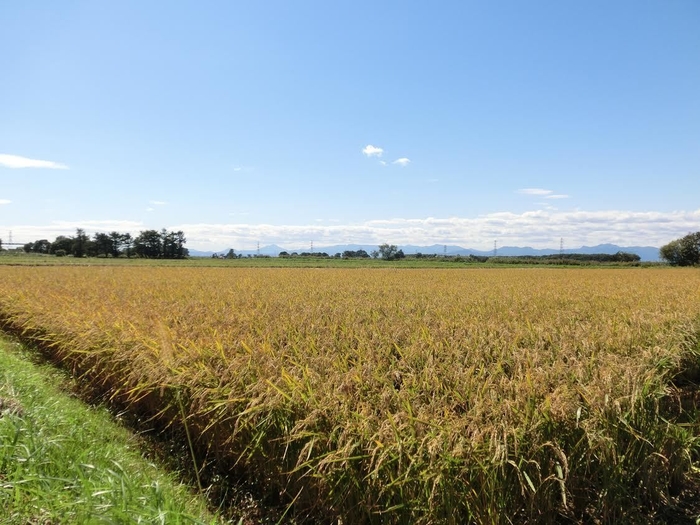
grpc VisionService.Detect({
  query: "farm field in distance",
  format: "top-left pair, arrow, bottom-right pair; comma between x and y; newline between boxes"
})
1,265 -> 699,523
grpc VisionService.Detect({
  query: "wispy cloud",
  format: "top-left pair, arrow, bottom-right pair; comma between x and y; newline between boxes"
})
0,199 -> 11,205
517,188 -> 553,196
379,160 -> 387,166
392,157 -> 411,167
0,154 -> 68,170
545,194 -> 569,199
362,145 -> 384,157
149,200 -> 167,206
146,207 -> 155,212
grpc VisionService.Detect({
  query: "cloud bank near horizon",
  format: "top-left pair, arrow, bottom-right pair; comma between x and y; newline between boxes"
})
3,209 -> 699,252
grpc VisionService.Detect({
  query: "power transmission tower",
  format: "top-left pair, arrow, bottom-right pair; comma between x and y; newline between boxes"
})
494,240 -> 498,257
560,237 -> 564,257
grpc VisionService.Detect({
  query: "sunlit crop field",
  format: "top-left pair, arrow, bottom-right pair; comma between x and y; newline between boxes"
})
1,267 -> 699,523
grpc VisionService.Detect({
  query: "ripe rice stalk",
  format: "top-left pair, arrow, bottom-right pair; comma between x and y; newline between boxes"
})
0,267 -> 699,522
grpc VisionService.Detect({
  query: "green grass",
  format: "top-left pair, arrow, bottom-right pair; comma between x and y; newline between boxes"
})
0,335 -> 228,525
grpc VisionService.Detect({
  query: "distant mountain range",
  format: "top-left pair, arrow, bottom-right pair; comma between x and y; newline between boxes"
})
189,243 -> 661,262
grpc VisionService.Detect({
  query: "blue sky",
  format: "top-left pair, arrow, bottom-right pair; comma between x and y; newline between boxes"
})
1,1 -> 699,251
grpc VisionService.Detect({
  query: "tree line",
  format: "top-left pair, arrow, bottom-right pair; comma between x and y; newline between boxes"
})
19,228 -> 188,259
277,245 -> 406,260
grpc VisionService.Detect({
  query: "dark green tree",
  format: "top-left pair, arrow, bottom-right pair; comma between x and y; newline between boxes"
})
174,231 -> 187,258
109,231 -> 131,258
51,236 -> 73,255
134,230 -> 162,258
93,233 -> 114,257
32,239 -> 51,254
660,232 -> 700,266
119,233 -> 133,258
72,228 -> 90,257
612,251 -> 641,263
378,244 -> 404,260
161,229 -> 177,258
161,230 -> 187,259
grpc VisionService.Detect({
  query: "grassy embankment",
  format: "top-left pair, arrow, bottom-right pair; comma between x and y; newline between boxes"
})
0,334 -> 229,524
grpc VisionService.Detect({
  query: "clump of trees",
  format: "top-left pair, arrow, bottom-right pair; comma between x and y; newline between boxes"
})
377,244 -> 405,261
342,249 -> 370,259
486,252 -> 641,264
278,251 -> 330,258
660,232 -> 700,266
22,228 -> 188,259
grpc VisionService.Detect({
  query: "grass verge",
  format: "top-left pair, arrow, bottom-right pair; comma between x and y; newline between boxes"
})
0,334 -> 228,525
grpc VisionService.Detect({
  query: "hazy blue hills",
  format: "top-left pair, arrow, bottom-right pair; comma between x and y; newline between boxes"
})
190,243 -> 661,262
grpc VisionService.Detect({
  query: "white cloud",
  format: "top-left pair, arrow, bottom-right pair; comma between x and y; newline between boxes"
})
545,194 -> 569,199
0,221 -> 145,243
362,145 -> 384,157
517,188 -> 553,196
0,199 -> 10,205
5,210 -> 698,253
0,154 -> 68,170
149,200 -> 167,206
146,207 -> 155,212
161,208 -> 700,251
392,157 -> 411,167
379,160 -> 387,166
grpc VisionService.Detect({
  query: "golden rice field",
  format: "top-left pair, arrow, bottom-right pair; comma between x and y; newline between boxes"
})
1,266 -> 700,523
